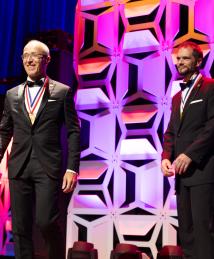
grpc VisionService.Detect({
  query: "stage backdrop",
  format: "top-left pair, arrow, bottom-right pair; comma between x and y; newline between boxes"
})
0,0 -> 214,258
66,0 -> 214,258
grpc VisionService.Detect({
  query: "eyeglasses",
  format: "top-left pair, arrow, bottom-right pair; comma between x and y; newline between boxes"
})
21,52 -> 47,61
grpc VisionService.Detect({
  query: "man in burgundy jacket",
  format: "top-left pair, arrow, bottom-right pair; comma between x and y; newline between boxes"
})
162,42 -> 214,259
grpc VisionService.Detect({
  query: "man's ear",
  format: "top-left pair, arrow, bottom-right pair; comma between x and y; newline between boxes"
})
46,55 -> 51,65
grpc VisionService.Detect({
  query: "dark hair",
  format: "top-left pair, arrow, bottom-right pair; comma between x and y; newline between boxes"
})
178,41 -> 203,60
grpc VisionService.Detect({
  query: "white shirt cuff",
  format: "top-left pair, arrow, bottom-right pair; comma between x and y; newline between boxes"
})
66,169 -> 78,174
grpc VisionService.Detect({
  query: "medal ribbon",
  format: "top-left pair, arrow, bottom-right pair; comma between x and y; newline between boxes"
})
25,77 -> 48,116
180,73 -> 202,116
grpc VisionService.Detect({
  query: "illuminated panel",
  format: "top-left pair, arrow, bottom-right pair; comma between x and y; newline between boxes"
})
117,215 -> 157,236
125,1 -> 160,18
120,139 -> 157,158
97,8 -> 115,50
139,161 -> 163,208
73,195 -> 107,209
171,80 -> 182,98
79,161 -> 108,180
76,88 -> 110,107
78,57 -> 111,75
123,30 -> 160,51
81,0 -> 106,6
122,105 -> 157,124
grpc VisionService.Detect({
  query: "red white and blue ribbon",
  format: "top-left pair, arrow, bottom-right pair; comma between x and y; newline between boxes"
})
25,77 -> 48,123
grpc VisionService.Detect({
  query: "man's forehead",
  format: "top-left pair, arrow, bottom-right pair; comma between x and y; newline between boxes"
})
177,47 -> 193,56
23,43 -> 44,53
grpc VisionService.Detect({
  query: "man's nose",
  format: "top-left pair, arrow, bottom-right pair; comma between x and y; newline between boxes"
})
177,59 -> 183,65
27,57 -> 33,62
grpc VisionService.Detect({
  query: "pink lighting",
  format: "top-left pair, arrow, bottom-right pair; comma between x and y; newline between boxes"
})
76,88 -> 110,108
79,161 -> 108,180
97,10 -> 115,50
124,1 -> 159,18
5,219 -> 12,232
123,30 -> 159,51
78,57 -> 111,75
81,0 -> 105,6
117,216 -> 157,236
122,105 -> 157,124
120,139 -> 157,158
74,195 -> 107,209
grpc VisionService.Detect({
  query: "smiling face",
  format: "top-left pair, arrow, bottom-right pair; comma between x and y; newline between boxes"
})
176,47 -> 202,79
22,41 -> 51,81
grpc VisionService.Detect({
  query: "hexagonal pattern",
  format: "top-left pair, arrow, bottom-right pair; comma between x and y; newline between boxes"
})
67,1 -> 214,259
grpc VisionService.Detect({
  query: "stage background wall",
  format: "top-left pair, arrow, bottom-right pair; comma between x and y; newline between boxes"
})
0,0 -> 77,94
67,0 -> 214,258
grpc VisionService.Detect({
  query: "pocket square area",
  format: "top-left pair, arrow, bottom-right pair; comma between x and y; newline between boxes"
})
48,99 -> 57,102
190,99 -> 203,104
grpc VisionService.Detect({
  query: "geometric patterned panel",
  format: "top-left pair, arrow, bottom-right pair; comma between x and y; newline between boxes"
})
67,0 -> 214,258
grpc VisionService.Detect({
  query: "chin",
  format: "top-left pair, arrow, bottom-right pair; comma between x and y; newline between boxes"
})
178,70 -> 188,76
28,73 -> 39,79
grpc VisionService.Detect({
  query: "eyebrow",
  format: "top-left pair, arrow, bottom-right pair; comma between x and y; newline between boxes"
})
177,56 -> 191,59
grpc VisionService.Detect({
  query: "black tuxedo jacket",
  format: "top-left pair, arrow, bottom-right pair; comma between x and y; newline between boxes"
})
0,78 -> 80,179
162,76 -> 214,186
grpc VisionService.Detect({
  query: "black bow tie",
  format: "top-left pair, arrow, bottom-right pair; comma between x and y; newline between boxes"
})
180,80 -> 193,91
27,80 -> 43,87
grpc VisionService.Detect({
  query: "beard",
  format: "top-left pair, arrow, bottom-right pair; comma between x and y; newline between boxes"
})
177,66 -> 197,77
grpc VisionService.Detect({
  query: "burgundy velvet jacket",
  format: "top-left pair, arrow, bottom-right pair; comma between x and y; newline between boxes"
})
162,76 -> 214,186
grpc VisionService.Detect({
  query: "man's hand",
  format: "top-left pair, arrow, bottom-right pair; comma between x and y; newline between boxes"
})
161,159 -> 175,177
62,171 -> 78,193
173,153 -> 192,175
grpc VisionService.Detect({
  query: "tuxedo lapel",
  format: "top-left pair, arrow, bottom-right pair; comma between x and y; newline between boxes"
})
18,83 -> 32,125
18,78 -> 56,127
176,77 -> 203,134
33,79 -> 56,125
173,91 -> 182,125
180,77 -> 203,120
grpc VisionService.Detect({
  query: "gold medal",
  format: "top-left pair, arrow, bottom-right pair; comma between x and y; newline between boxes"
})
29,113 -> 35,124
25,77 -> 48,125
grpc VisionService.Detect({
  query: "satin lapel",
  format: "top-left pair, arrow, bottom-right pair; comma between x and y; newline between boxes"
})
33,79 -> 56,125
18,83 -> 32,125
174,91 -> 182,125
180,77 -> 203,121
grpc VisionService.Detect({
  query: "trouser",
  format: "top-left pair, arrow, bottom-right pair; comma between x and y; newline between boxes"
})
176,182 -> 214,259
9,151 -> 65,259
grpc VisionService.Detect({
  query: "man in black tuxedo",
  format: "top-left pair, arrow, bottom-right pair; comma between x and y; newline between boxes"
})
0,40 -> 80,259
161,42 -> 214,259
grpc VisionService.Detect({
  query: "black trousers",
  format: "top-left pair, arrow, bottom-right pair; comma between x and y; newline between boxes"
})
9,151 -> 65,259
176,181 -> 214,259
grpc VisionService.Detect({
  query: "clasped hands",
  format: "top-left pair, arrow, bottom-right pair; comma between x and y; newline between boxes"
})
161,153 -> 192,177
